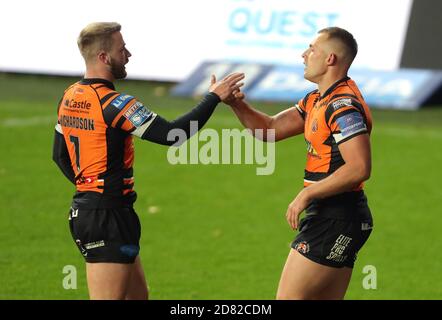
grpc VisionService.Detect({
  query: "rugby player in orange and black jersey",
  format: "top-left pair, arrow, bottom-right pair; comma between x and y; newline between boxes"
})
52,78 -> 228,263
291,76 -> 374,268
226,26 -> 374,300
53,79 -> 223,207
53,22 -> 245,299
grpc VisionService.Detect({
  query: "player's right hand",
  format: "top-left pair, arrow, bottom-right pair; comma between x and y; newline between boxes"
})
209,73 -> 245,101
223,88 -> 246,106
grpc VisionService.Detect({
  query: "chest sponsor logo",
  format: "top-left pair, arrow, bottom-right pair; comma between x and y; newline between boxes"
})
305,139 -> 320,159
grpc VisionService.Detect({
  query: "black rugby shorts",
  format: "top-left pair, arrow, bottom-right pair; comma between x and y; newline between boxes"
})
68,206 -> 141,264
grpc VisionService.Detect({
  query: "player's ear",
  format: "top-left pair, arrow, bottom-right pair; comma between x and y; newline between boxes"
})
98,51 -> 110,65
326,53 -> 337,66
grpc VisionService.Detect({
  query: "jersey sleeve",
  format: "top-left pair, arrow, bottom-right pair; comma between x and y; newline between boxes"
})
294,90 -> 319,120
102,93 -> 157,137
325,98 -> 368,144
294,98 -> 306,120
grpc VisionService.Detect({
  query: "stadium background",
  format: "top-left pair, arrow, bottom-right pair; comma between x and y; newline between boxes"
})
0,0 -> 441,299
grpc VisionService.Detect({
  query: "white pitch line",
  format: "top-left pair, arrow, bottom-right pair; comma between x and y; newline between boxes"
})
375,126 -> 442,139
1,115 -> 55,127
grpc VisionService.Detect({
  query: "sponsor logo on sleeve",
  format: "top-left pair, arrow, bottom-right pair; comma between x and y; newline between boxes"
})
332,98 -> 352,110
124,101 -> 153,127
110,94 -> 134,110
337,112 -> 366,137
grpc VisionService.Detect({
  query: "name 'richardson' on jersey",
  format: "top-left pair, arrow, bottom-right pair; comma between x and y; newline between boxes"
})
59,115 -> 95,131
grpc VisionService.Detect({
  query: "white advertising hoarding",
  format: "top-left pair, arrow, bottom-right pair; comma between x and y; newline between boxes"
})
0,0 -> 413,81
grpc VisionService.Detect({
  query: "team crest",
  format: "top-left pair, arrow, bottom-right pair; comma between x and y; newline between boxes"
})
311,119 -> 318,133
295,241 -> 310,254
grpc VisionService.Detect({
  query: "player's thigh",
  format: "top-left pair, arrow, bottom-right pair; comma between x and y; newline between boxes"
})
277,249 -> 349,300
315,267 -> 353,300
86,262 -> 133,300
125,256 -> 148,300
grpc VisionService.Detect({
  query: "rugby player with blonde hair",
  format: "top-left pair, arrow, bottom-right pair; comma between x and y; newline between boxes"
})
53,22 -> 244,300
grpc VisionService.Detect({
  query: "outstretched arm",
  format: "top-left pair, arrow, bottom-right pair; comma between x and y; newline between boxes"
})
138,73 -> 245,146
141,92 -> 220,146
227,98 -> 304,141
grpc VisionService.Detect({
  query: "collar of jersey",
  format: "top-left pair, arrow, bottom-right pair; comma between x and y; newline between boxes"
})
80,78 -> 115,90
319,76 -> 350,100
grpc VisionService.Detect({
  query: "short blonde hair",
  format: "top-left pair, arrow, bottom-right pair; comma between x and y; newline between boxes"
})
318,27 -> 358,65
77,22 -> 121,61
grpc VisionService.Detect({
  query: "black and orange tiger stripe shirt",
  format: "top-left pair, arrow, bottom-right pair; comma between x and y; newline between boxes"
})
56,78 -> 157,207
295,77 -> 373,191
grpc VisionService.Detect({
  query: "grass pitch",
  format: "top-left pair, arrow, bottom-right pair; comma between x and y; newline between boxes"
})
0,73 -> 441,299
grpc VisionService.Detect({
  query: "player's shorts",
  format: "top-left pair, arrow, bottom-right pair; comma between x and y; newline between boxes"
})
68,206 -> 141,264
291,191 -> 373,268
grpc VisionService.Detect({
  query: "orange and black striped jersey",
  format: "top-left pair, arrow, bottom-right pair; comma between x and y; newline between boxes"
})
55,78 -> 157,206
294,77 -> 372,191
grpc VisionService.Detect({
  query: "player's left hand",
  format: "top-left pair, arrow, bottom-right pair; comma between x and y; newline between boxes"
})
286,188 -> 312,230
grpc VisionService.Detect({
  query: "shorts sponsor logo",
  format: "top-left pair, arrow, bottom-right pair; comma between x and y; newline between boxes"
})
332,98 -> 352,110
336,112 -> 366,137
75,239 -> 88,257
361,222 -> 373,231
110,94 -> 134,110
120,245 -> 140,257
68,208 -> 78,220
295,241 -> 309,254
326,234 -> 352,263
84,240 -> 106,250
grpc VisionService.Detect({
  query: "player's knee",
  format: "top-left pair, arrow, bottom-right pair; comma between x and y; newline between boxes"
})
125,290 -> 148,300
276,289 -> 312,300
125,281 -> 149,300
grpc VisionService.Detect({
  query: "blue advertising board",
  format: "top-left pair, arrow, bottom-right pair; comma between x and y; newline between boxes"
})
172,62 -> 442,110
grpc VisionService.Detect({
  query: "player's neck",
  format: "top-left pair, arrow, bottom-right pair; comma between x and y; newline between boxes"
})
84,66 -> 115,83
317,71 -> 348,97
